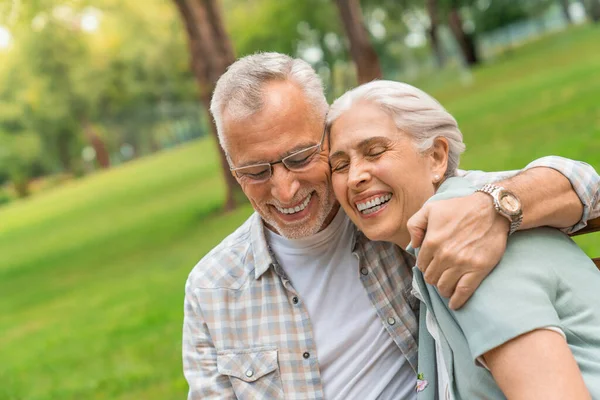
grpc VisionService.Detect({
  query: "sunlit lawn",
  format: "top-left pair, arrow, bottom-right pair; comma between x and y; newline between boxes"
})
1,24 -> 599,400
0,140 -> 255,400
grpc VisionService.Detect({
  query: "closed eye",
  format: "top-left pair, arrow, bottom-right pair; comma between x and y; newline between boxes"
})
235,166 -> 271,180
246,170 -> 270,178
284,147 -> 319,169
330,160 -> 349,173
285,153 -> 313,167
367,146 -> 386,157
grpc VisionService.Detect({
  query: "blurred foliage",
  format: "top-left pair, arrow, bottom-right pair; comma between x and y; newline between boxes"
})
0,0 -> 570,196
0,0 -> 201,194
473,0 -> 530,33
0,131 -> 43,196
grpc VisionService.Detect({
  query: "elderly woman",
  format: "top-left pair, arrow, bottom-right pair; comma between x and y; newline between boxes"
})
326,80 -> 600,399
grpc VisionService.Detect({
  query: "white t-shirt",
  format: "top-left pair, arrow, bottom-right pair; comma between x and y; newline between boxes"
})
266,210 -> 416,400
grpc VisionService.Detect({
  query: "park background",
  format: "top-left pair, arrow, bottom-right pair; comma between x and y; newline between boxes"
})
0,0 -> 599,398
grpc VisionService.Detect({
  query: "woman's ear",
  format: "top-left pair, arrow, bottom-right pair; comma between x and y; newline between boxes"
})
430,137 -> 449,180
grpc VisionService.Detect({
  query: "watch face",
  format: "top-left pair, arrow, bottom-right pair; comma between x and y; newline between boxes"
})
499,193 -> 520,214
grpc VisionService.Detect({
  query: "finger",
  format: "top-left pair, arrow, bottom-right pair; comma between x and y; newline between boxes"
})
423,254 -> 445,287
416,236 -> 435,274
448,272 -> 486,310
407,204 -> 430,249
435,267 -> 464,298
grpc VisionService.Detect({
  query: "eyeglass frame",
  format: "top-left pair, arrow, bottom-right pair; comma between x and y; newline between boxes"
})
230,127 -> 328,183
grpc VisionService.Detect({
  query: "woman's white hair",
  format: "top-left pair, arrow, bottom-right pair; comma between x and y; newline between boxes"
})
210,52 -> 329,153
327,80 -> 466,178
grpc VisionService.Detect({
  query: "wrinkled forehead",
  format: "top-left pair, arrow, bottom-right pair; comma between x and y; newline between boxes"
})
328,101 -> 405,152
223,82 -> 326,165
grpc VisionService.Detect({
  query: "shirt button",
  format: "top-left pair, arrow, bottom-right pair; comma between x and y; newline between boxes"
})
292,296 -> 299,304
387,317 -> 396,326
360,268 -> 368,276
245,369 -> 254,378
303,352 -> 310,359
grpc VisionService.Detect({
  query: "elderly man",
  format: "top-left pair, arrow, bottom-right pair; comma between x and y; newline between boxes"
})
183,52 -> 600,399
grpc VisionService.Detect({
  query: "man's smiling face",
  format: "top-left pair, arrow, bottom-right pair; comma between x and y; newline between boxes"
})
223,80 -> 338,239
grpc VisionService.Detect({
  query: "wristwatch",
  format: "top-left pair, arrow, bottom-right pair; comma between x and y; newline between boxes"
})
476,184 -> 523,235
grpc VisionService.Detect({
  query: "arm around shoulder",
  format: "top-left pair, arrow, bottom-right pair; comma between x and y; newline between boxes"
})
502,156 -> 599,232
460,155 -> 600,232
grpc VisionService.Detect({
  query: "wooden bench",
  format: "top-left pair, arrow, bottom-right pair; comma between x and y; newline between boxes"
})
569,216 -> 600,269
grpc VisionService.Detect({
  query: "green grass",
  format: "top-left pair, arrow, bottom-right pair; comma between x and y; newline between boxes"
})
1,24 -> 599,400
0,140 -> 255,400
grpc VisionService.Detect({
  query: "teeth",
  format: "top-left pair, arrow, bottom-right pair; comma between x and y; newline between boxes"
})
363,204 -> 382,215
356,194 -> 392,213
276,193 -> 312,215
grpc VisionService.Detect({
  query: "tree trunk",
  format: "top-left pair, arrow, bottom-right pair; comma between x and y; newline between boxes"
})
57,131 -> 73,172
559,0 -> 573,24
589,0 -> 600,22
334,0 -> 382,84
173,0 -> 241,211
448,7 -> 479,67
82,119 -> 110,169
426,0 -> 445,68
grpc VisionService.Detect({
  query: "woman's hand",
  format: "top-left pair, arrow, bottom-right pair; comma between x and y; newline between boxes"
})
407,192 -> 509,309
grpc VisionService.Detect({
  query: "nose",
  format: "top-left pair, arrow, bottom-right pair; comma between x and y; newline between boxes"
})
270,164 -> 301,204
347,160 -> 370,190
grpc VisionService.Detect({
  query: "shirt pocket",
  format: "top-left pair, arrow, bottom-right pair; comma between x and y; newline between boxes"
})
217,347 -> 284,399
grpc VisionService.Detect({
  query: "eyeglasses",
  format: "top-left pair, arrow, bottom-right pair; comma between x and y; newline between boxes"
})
231,128 -> 327,183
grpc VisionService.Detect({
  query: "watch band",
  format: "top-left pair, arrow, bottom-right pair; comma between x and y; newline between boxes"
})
476,184 -> 523,235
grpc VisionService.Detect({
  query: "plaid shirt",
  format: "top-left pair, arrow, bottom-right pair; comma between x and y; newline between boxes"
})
183,156 -> 599,399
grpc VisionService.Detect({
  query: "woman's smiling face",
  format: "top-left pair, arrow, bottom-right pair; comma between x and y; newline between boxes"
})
328,101 -> 443,247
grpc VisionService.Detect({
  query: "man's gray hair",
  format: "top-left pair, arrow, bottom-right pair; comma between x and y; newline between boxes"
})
326,80 -> 466,178
210,52 -> 329,153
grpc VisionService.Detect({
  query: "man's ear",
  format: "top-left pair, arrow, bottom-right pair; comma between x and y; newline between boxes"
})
430,136 -> 449,178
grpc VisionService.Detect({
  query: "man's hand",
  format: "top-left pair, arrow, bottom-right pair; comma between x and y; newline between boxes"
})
407,193 -> 509,310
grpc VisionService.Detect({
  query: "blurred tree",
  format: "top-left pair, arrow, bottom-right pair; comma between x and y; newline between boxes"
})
334,0 -> 382,83
172,0 -> 241,211
0,132 -> 43,197
22,18 -> 101,172
0,0 -> 200,191
523,0 -> 555,32
447,0 -> 479,66
224,0 -> 353,98
425,0 -> 445,67
362,0 -> 442,72
473,0 -> 529,34
559,0 -> 573,24
592,0 -> 600,22
580,0 -> 600,22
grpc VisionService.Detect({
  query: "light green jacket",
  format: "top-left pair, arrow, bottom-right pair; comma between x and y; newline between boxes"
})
413,177 -> 600,399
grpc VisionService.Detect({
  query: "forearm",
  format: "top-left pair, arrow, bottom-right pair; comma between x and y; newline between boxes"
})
484,329 -> 590,400
460,155 -> 600,232
496,167 -> 582,230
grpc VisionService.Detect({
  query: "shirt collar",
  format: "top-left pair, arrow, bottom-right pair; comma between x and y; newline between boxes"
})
351,224 -> 366,253
350,222 -> 416,264
249,213 -> 276,279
